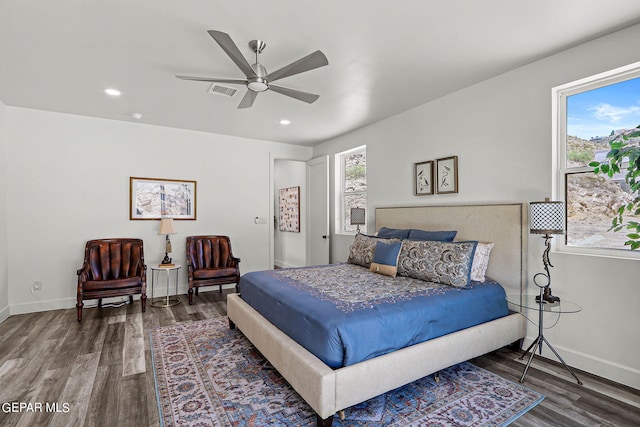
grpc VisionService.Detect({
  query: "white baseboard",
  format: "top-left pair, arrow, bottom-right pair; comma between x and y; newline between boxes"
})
10,296 -> 76,315
274,259 -> 302,269
8,282 -> 236,316
521,335 -> 640,390
0,304 -> 10,323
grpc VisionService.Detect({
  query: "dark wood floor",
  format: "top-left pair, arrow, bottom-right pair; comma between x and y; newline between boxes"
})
0,289 -> 638,427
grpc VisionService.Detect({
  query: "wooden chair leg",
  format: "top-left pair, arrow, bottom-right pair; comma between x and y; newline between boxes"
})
141,293 -> 147,312
188,288 -> 194,305
76,301 -> 83,322
98,299 -> 102,309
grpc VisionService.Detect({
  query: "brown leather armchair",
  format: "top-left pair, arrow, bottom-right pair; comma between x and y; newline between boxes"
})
186,235 -> 240,305
76,238 -> 147,322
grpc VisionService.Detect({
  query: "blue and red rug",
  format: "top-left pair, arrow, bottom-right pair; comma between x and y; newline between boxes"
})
150,317 -> 543,426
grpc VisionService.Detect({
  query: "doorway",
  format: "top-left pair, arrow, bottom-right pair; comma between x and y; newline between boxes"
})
271,155 -> 329,268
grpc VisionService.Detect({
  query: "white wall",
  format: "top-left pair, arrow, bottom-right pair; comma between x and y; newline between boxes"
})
0,100 -> 8,322
274,160 -> 307,268
5,107 -> 312,314
313,23 -> 640,389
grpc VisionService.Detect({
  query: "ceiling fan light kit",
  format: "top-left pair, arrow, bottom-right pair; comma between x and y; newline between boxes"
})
177,30 -> 328,109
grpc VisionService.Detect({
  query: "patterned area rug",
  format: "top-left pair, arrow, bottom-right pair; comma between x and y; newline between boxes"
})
150,317 -> 543,426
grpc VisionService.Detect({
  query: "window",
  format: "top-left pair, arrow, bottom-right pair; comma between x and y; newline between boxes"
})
336,146 -> 367,234
555,62 -> 640,256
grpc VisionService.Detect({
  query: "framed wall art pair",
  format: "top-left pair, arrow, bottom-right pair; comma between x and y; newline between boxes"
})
414,156 -> 458,196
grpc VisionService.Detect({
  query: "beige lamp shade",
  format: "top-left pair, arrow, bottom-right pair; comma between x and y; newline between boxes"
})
158,217 -> 177,235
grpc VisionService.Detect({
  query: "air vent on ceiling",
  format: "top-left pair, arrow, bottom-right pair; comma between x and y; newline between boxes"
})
208,84 -> 237,97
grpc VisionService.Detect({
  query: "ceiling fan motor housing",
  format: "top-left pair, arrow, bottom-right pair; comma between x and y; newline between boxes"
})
248,63 -> 268,92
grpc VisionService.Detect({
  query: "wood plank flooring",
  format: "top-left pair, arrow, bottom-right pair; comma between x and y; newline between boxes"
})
0,289 -> 638,427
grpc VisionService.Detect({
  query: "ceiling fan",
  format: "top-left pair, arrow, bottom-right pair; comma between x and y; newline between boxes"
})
176,30 -> 329,109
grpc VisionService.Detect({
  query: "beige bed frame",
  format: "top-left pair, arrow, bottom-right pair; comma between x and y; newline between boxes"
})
227,203 -> 527,426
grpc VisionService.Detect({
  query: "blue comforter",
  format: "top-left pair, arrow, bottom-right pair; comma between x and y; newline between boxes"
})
239,263 -> 509,368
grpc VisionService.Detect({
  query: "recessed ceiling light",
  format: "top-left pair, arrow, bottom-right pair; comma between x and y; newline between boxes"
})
105,88 -> 121,96
130,112 -> 142,120
279,119 -> 291,125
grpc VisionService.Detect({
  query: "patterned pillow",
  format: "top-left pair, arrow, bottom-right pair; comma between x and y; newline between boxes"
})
370,241 -> 402,277
471,242 -> 494,282
348,234 -> 400,268
397,240 -> 478,288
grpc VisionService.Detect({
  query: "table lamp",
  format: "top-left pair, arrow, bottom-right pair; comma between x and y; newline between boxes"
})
529,198 -> 565,303
158,217 -> 177,265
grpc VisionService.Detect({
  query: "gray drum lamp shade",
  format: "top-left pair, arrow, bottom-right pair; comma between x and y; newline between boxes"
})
350,208 -> 366,225
529,199 -> 565,235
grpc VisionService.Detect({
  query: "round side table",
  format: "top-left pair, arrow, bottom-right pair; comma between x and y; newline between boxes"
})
507,293 -> 582,385
150,264 -> 182,307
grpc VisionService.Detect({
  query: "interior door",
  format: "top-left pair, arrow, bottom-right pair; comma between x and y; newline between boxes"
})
307,156 -> 329,265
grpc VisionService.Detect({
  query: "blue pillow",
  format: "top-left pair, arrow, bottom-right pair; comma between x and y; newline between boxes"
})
407,229 -> 457,242
377,227 -> 411,239
370,241 -> 402,277
347,234 -> 401,268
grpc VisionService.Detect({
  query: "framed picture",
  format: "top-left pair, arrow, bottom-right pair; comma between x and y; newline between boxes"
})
278,186 -> 300,232
414,160 -> 434,196
436,156 -> 458,194
129,177 -> 197,220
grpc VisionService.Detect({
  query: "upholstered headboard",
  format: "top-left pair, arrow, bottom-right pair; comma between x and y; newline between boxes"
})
375,203 -> 527,294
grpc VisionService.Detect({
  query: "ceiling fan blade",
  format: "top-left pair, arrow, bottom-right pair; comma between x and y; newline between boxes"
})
208,30 -> 257,79
266,50 -> 328,82
238,90 -> 258,109
176,75 -> 248,85
269,85 -> 320,104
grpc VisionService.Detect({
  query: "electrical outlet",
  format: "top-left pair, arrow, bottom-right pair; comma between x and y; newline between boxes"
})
32,281 -> 42,292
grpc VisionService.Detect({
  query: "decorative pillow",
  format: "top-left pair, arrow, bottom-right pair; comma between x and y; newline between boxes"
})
377,227 -> 411,239
407,229 -> 457,242
370,241 -> 402,277
471,242 -> 494,282
348,234 -> 400,268
397,240 -> 478,288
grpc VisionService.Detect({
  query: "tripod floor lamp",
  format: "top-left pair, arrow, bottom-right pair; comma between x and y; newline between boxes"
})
520,198 -> 583,385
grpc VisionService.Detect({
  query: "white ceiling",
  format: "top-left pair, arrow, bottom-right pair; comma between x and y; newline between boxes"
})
2,1 -> 640,146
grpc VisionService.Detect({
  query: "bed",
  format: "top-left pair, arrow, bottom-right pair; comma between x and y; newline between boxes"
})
227,203 -> 527,426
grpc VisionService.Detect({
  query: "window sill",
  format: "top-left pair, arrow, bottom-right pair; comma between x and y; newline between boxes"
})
556,245 -> 640,261
335,231 -> 359,237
